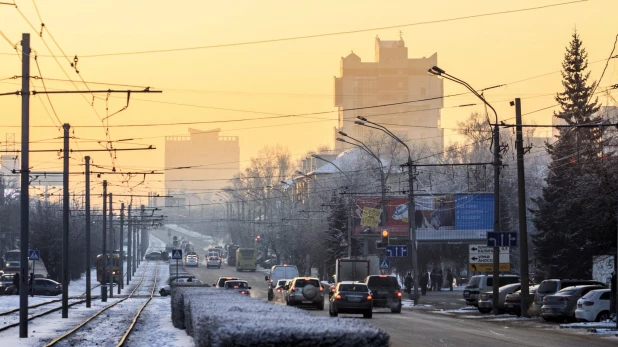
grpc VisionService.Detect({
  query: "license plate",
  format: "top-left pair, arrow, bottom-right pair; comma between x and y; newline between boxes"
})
302,301 -> 312,304
577,304 -> 582,308
348,297 -> 361,302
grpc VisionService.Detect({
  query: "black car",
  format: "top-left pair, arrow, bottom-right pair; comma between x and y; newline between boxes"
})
0,274 -> 14,295
329,281 -> 373,318
364,275 -> 402,313
145,251 -> 162,261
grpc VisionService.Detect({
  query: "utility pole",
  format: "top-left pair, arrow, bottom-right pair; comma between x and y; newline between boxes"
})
408,160 -> 419,306
492,123 -> 502,315
85,156 -> 91,308
133,216 -> 137,274
19,32 -> 30,339
109,193 -> 113,298
127,205 -> 132,284
140,205 -> 145,264
101,180 -> 108,302
119,203 -> 124,294
514,98 -> 530,317
62,123 -> 70,318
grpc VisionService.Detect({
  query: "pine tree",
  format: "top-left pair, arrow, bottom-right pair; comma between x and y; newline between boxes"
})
532,31 -> 605,279
323,193 -> 361,277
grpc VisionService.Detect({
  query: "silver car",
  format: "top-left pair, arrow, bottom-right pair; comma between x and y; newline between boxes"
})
477,283 -> 521,314
541,285 -> 606,322
285,277 -> 324,310
206,256 -> 222,269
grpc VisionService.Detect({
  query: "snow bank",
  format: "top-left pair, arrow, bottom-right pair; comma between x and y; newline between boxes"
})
173,287 -> 390,347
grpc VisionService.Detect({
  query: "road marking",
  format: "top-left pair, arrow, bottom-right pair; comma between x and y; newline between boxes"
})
489,330 -> 505,336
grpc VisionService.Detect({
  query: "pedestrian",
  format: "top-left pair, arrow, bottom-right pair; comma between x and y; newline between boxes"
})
420,271 -> 429,296
12,272 -> 20,294
437,269 -> 443,291
447,269 -> 454,291
404,272 -> 412,294
431,268 -> 437,291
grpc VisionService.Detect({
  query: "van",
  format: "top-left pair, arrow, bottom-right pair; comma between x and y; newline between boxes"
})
463,275 -> 520,306
533,279 -> 606,311
265,264 -> 299,301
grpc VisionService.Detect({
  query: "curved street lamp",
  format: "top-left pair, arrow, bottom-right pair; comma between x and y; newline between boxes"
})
428,65 -> 504,315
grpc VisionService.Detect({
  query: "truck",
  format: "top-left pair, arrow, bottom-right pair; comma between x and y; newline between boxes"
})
335,258 -> 371,283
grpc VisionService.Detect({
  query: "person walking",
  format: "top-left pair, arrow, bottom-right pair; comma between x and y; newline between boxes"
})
12,272 -> 20,294
437,269 -> 443,291
447,270 -> 454,291
404,273 -> 413,295
420,271 -> 429,296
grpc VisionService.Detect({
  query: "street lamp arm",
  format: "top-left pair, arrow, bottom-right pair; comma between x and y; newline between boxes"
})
439,73 -> 498,124
311,154 -> 352,184
356,120 -> 412,159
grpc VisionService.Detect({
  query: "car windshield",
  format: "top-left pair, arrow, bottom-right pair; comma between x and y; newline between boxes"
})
276,280 -> 287,287
367,276 -> 400,288
225,281 -> 248,288
209,256 -> 218,260
339,284 -> 369,292
467,276 -> 481,288
294,279 -> 320,287
537,281 -> 558,294
218,278 -> 238,287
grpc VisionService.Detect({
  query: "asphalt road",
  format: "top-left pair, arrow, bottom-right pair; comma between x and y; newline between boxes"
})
152,229 -> 617,347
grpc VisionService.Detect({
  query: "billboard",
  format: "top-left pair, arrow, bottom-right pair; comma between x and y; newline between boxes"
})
353,194 -> 494,238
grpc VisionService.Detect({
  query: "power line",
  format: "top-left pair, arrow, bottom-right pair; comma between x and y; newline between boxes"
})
41,0 -> 588,58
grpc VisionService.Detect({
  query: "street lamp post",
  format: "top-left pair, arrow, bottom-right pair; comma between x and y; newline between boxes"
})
353,118 -> 419,305
428,66 -> 504,315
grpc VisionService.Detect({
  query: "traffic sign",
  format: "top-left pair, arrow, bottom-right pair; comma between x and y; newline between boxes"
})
469,244 -> 509,254
172,249 -> 183,259
487,232 -> 518,247
469,263 -> 510,272
385,245 -> 408,257
469,253 -> 509,264
379,258 -> 390,270
28,249 -> 40,261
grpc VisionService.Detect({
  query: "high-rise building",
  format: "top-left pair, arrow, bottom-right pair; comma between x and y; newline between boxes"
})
333,36 -> 444,151
164,128 -> 240,208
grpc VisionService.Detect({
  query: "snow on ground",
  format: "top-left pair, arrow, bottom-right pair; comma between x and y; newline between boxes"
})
560,322 -> 617,329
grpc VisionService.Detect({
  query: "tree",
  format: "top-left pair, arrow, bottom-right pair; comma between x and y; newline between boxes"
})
532,30 -> 612,279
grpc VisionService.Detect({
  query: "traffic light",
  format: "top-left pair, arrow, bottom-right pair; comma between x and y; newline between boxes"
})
255,235 -> 261,242
381,230 -> 389,245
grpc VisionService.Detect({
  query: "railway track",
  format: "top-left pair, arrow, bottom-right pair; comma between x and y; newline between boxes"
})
42,261 -> 160,347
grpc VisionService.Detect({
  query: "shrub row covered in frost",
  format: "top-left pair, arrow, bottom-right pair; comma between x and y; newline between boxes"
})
172,287 -> 389,347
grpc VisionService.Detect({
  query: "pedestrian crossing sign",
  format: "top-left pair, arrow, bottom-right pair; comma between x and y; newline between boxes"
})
379,258 -> 390,270
28,249 -> 40,261
172,249 -> 183,259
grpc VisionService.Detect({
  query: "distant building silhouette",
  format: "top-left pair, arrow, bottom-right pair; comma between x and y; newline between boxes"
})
333,36 -> 444,151
164,128 -> 239,211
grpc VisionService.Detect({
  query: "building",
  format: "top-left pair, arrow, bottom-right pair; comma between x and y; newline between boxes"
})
333,36 -> 444,152
164,128 -> 240,209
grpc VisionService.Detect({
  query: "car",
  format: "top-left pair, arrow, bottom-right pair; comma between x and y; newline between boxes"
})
477,283 -> 522,314
274,279 -> 289,297
159,276 -> 205,296
0,274 -> 15,295
223,280 -> 251,295
575,288 -> 612,322
214,277 -> 240,288
285,277 -> 324,310
463,275 -> 520,307
266,264 -> 299,301
145,251 -> 162,261
363,275 -> 402,313
4,278 -> 62,296
504,284 -> 539,316
329,281 -> 373,318
206,256 -> 222,269
533,279 -> 606,313
185,255 -> 199,267
541,285 -> 607,322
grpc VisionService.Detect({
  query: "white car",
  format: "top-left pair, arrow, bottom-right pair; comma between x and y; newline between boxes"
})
206,256 -> 222,269
575,288 -> 611,322
185,255 -> 199,267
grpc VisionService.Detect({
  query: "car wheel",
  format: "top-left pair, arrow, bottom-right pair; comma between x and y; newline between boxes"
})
329,305 -> 334,317
316,301 -> 324,310
159,289 -> 167,296
332,308 -> 338,317
542,316 -> 553,322
596,311 -> 611,322
391,302 -> 402,313
478,308 -> 492,314
45,291 -> 52,296
363,310 -> 373,319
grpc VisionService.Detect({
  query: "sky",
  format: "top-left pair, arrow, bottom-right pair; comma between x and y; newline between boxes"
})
0,0 -> 617,203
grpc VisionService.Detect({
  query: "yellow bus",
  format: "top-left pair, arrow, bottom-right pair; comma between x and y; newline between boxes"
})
236,248 -> 257,272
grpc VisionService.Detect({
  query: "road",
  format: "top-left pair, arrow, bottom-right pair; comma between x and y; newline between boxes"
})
152,229 -> 617,347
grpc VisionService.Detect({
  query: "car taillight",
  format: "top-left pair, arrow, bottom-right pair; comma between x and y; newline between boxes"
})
55,285 -> 60,289
241,290 -> 249,295
396,291 -> 402,297
559,297 -> 569,302
291,287 -> 296,292
335,294 -> 342,300
319,287 -> 323,292
543,297 -> 547,302
583,301 -> 594,306
276,288 -> 281,292
367,295 -> 372,300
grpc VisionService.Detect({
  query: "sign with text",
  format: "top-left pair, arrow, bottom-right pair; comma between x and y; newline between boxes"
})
360,207 -> 381,227
469,245 -> 509,254
468,263 -> 510,272
469,253 -> 510,264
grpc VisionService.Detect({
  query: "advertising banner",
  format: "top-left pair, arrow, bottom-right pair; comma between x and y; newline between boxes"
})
352,194 -> 494,237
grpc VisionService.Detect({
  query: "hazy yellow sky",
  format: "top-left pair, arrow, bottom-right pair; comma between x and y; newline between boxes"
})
0,0 -> 616,202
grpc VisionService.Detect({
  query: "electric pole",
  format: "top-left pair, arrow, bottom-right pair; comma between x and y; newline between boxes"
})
514,98 -> 530,317
101,180 -> 108,302
62,123 -> 70,318
492,123 -> 502,315
119,203 -> 124,294
109,193 -> 113,298
127,205 -> 132,284
19,32 -> 30,339
85,156 -> 91,308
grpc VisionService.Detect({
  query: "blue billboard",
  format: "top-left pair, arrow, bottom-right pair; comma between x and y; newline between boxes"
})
454,194 -> 494,230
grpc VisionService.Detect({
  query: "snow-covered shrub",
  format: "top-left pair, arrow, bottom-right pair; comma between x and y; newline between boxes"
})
179,288 -> 389,347
170,287 -> 187,329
